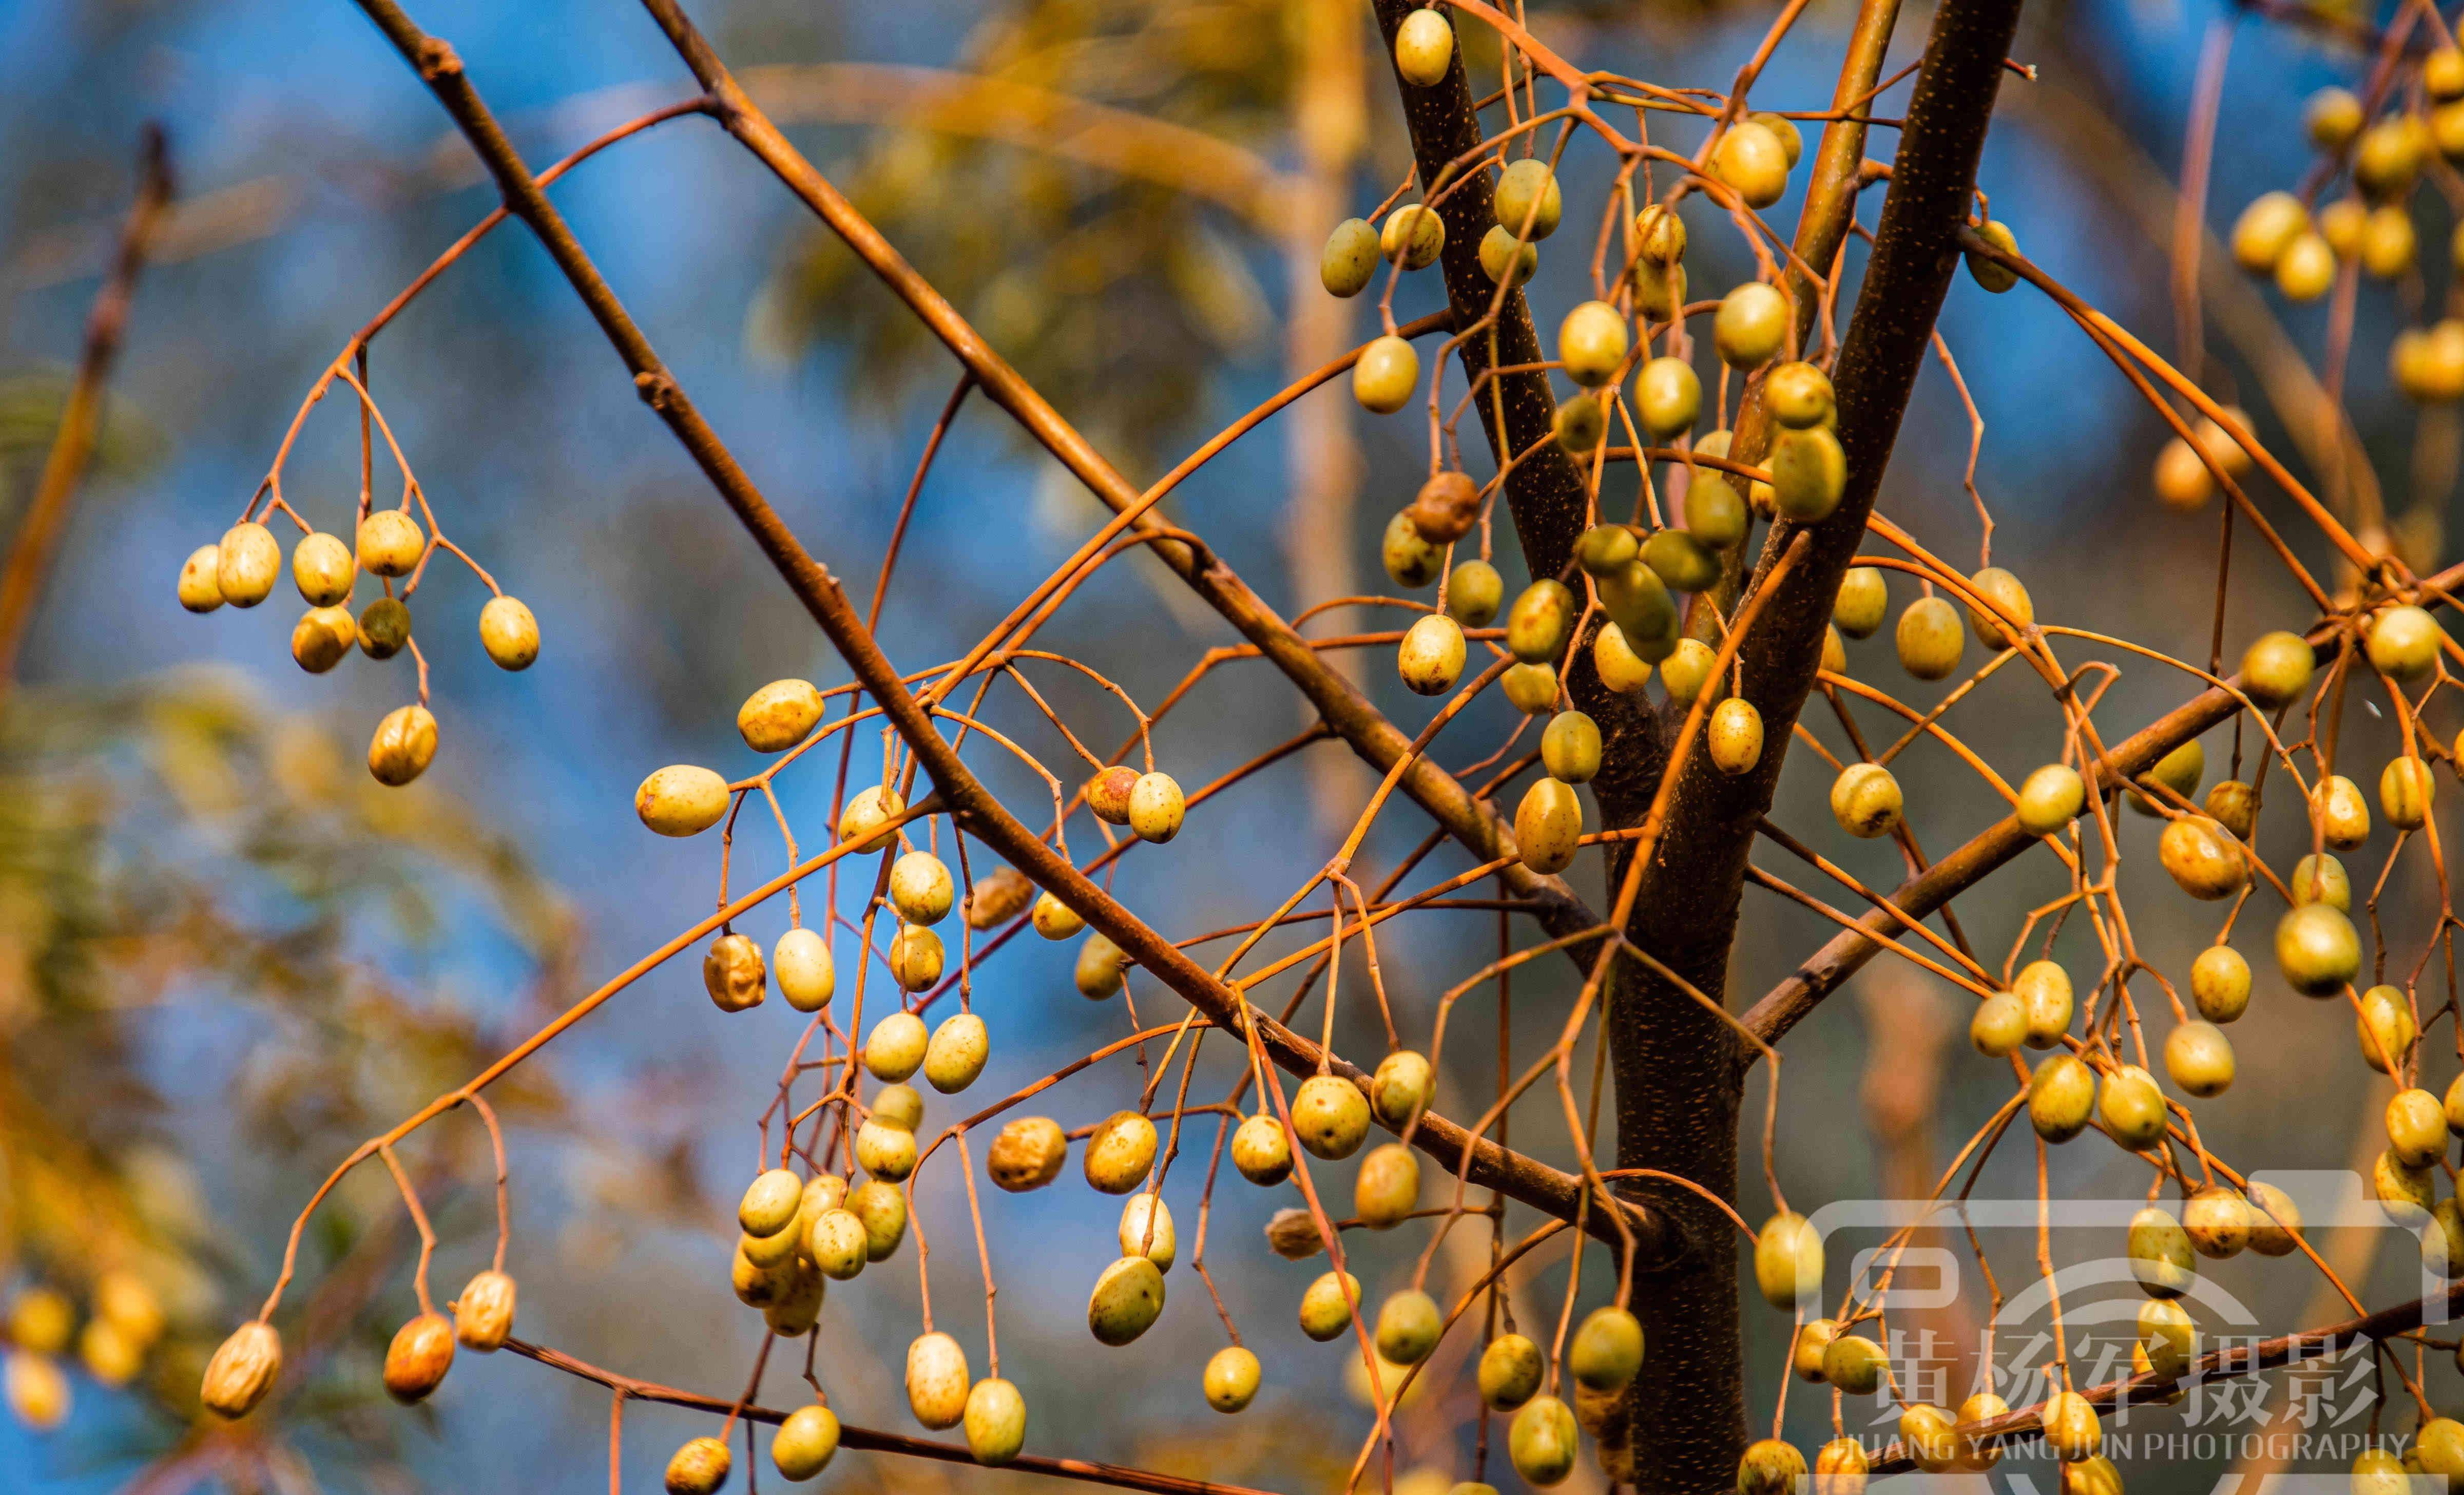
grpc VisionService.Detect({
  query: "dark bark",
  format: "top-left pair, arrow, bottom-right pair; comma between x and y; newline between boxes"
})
1366,1 -> 1666,828
1369,1 -> 2025,1489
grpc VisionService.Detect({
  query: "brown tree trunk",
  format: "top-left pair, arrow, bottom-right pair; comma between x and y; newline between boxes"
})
1364,0 -> 2026,1487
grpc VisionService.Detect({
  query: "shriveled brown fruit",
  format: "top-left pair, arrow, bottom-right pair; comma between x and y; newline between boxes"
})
1407,470 -> 1480,544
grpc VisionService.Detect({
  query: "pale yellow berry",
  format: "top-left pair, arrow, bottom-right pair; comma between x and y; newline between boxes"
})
355,508 -> 426,578
636,764 -> 730,836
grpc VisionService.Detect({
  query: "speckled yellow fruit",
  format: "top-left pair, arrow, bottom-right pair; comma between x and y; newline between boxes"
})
2191,945 -> 2250,1023
1479,1333 -> 1545,1409
665,1436 -> 732,1495
838,784 -> 906,851
2314,773 -> 2371,851
906,1331 -> 971,1428
217,522 -> 282,607
292,531 -> 355,606
2016,959 -> 2073,1047
2388,1087 -> 2448,1167
2043,1390 -> 2102,1461
987,1116 -> 1067,1192
1379,205 -> 1445,270
1896,596 -> 1964,680
1709,698 -> 1764,775
356,509 -> 426,578
1398,615 -> 1466,695
1321,219 -> 1378,298
1829,762 -> 1901,838
1291,1075 -> 1371,1159
2292,853 -> 2351,910
1515,775 -> 1583,874
1737,1438 -> 1807,1495
1075,931 -> 1129,998
1569,1305 -> 1644,1390
2099,1064 -> 2166,1149
1393,7 -> 1454,87
1083,1110 -> 1159,1193
1231,1111 -> 1292,1185
924,1012 -> 988,1094
2159,815 -> 2246,900
2130,1205 -> 2195,1297
368,704 -> 438,787
178,544 -> 226,612
1965,567 -> 2032,650
1815,1436 -> 1870,1495
2357,984 -> 2417,1075
292,606 -> 355,674
1510,1396 -> 1581,1487
1970,991 -> 2025,1057
2129,738 -> 2204,816
2029,1052 -> 2096,1141
2183,1185 -> 2250,1258
1494,157 -> 1561,240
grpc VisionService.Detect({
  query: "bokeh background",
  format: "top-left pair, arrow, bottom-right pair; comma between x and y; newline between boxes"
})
0,0 -> 2453,1490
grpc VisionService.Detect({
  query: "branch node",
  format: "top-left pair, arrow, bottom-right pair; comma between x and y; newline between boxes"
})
413,37 -> 461,82
633,370 -> 677,410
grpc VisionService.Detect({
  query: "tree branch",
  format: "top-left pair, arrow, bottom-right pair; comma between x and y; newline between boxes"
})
503,1336 -> 1281,1495
340,0 -> 1661,1252
0,125 -> 174,695
1866,1276 -> 2464,1472
627,0 -> 1607,959
1738,559 -> 2464,1049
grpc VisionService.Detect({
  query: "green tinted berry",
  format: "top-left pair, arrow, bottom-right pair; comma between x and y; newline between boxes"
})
1966,220 -> 2020,292
2191,945 -> 2251,1022
1638,357 -> 1701,438
1832,566 -> 1886,638
2098,1064 -> 2167,1148
1493,158 -> 1561,239
1446,560 -> 1504,627
1684,472 -> 1747,547
1541,711 -> 1602,783
2129,1205 -> 2196,1297
1354,336 -> 1420,414
1506,580 -> 1575,662
1382,511 -> 1443,589
2029,1052 -> 2096,1141
2015,763 -> 2085,835
1715,282 -> 1788,369
1643,528 -> 1720,592
1769,425 -> 1845,520
1379,205 -> 1445,269
1321,219 -> 1379,297
1558,301 -> 1630,387
1478,225 -> 1538,286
